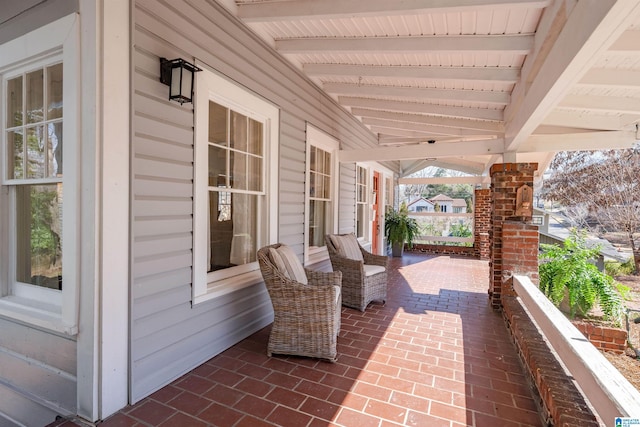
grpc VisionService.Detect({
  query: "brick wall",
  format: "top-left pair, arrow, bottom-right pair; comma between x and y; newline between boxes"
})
489,163 -> 537,309
410,244 -> 476,257
502,296 -> 600,427
573,321 -> 628,354
474,188 -> 491,260
501,221 -> 539,299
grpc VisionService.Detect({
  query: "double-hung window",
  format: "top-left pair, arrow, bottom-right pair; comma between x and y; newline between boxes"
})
0,15 -> 79,334
356,165 -> 368,239
194,66 -> 278,303
305,125 -> 338,264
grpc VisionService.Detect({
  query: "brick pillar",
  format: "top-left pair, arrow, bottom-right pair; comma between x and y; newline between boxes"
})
489,163 -> 538,309
501,221 -> 539,299
474,188 -> 491,260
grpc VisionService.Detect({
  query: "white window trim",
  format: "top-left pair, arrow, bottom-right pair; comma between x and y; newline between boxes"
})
0,14 -> 79,335
193,64 -> 279,305
355,163 -> 369,242
304,124 -> 339,266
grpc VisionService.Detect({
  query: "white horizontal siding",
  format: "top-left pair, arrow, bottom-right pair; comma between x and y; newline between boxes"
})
0,319 -> 76,422
339,163 -> 357,234
130,0 -> 395,403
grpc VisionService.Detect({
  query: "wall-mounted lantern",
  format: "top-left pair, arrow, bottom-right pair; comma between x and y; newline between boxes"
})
159,58 -> 202,104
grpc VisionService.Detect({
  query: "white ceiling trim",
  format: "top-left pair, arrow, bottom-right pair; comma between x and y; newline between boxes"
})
541,110 -> 624,131
340,138 -> 504,162
325,83 -> 510,104
339,97 -> 505,121
504,0 -> 640,152
519,130 -> 638,153
276,35 -> 534,55
237,0 -> 552,21
362,118 -> 499,136
303,64 -> 521,83
351,108 -> 504,132
578,68 -> 640,88
559,94 -> 640,114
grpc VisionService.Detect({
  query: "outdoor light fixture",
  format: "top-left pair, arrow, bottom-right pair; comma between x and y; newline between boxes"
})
159,57 -> 202,104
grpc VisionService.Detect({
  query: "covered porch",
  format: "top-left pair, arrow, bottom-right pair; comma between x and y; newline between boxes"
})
52,253 -> 543,427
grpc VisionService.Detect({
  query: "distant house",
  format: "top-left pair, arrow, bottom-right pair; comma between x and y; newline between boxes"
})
407,197 -> 435,212
407,194 -> 468,213
427,194 -> 468,213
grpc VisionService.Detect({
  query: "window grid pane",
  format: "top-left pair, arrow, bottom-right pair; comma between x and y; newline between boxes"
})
356,166 -> 367,238
15,184 -> 63,290
209,101 -> 264,194
7,65 -> 63,181
308,146 -> 331,202
206,101 -> 265,275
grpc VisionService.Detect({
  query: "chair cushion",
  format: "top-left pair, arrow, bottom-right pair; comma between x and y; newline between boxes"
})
269,245 -> 308,285
363,264 -> 386,277
329,234 -> 363,261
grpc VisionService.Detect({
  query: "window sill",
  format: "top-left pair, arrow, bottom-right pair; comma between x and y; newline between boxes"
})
0,296 -> 77,335
306,246 -> 329,267
193,269 -> 264,305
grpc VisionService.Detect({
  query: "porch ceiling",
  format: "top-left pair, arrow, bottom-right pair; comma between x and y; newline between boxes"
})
218,0 -> 640,178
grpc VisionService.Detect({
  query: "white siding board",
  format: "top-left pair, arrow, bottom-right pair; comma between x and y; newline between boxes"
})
134,114 -> 193,146
0,319 -> 76,422
135,216 -> 192,238
134,157 -> 192,181
339,163 -> 357,234
0,350 -> 76,412
134,136 -> 193,162
134,178 -> 192,198
133,92 -> 192,126
133,251 -> 192,279
0,318 -> 76,375
134,234 -> 192,258
133,268 -> 192,299
0,382 -> 62,427
134,199 -> 192,217
132,286 -> 191,324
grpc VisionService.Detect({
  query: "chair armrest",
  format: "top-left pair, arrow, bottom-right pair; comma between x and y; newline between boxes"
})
305,269 -> 343,288
362,250 -> 389,268
271,275 -> 339,315
329,253 -> 365,274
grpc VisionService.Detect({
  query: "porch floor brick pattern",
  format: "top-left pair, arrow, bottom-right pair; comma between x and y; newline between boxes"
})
49,253 -> 543,427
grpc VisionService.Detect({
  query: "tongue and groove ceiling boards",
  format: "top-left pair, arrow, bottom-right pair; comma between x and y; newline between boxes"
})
219,0 -> 640,178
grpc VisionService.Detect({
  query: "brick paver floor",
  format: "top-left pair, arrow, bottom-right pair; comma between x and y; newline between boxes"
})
49,253 -> 543,427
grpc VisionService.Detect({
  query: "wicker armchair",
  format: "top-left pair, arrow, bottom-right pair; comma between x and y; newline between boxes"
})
325,234 -> 388,311
257,243 -> 342,362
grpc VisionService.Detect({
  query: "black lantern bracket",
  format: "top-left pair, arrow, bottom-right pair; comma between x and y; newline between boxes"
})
159,57 -> 203,105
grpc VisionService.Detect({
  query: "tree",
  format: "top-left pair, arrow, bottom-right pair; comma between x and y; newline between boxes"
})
541,148 -> 640,274
401,167 -> 473,206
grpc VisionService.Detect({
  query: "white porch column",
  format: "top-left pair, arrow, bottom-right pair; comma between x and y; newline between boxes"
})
77,0 -> 130,421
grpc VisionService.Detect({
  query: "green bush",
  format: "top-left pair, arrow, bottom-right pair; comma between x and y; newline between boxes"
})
605,257 -> 636,277
539,229 -> 627,326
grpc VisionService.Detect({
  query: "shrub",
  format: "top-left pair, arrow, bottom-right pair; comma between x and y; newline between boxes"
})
605,257 -> 636,277
539,229 -> 627,326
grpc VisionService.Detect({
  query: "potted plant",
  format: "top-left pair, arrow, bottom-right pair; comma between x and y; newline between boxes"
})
384,202 -> 420,257
539,229 -> 627,326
